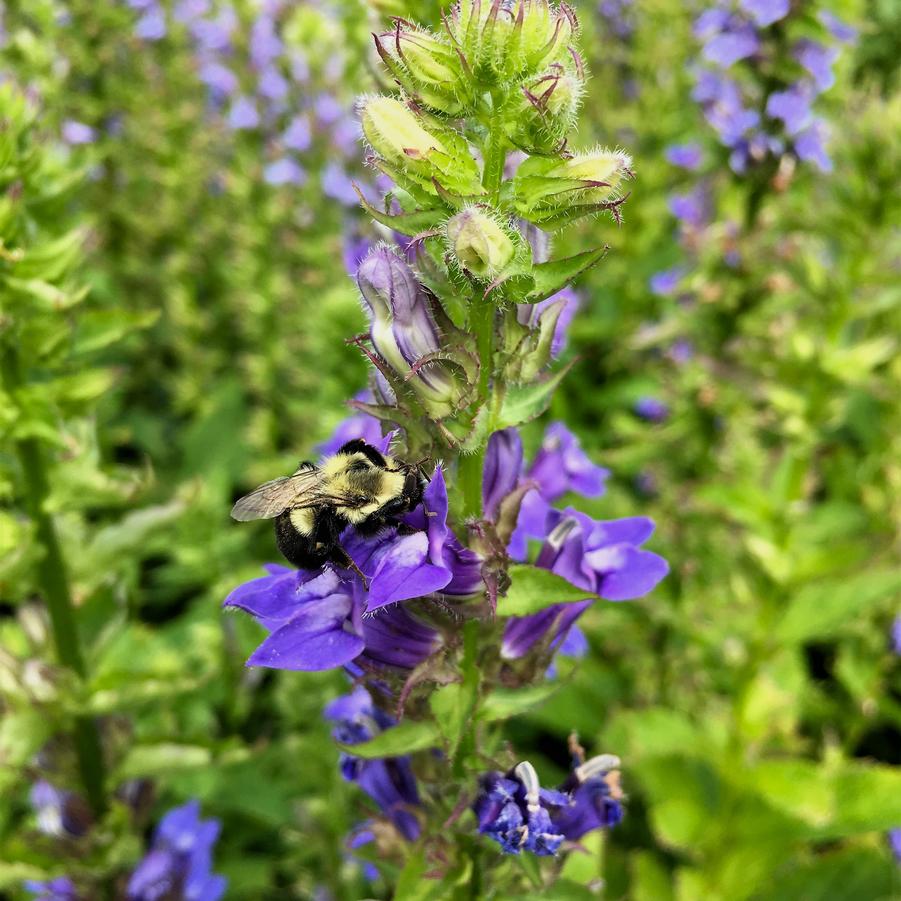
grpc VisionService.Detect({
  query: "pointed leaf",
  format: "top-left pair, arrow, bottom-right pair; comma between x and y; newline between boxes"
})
499,564 -> 595,617
338,719 -> 441,759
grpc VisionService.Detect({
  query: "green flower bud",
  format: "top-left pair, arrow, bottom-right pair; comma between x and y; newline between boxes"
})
361,96 -> 482,196
512,148 -> 633,228
374,24 -> 472,116
504,62 -> 584,152
446,208 -> 517,279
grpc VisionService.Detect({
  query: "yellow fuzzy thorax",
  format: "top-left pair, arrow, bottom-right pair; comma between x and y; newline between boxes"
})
319,451 -> 406,524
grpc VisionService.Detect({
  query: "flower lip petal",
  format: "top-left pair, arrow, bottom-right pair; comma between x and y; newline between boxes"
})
247,619 -> 365,671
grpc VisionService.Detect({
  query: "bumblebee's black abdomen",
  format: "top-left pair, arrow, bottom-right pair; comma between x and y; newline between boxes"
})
274,508 -> 348,570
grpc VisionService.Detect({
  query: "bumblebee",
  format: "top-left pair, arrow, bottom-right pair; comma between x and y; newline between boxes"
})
231,439 -> 427,579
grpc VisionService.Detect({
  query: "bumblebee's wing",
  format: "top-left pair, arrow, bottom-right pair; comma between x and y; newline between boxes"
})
231,469 -> 327,521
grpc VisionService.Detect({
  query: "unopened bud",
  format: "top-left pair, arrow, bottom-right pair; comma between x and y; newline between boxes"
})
505,63 -> 583,151
553,149 -> 631,200
446,208 -> 516,278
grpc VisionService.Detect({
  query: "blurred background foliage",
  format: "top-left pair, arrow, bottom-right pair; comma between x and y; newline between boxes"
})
0,0 -> 899,898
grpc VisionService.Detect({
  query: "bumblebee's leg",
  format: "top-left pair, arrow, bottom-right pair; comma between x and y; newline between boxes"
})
328,545 -> 370,589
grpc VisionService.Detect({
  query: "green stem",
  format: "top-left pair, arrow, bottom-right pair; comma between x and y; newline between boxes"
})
481,118 -> 507,200
1,348 -> 107,816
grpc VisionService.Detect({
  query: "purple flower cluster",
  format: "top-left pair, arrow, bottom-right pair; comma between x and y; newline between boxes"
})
325,686 -> 421,841
691,2 -> 855,174
25,800 -> 225,901
474,754 -> 623,856
481,423 -> 667,664
596,0 -> 635,41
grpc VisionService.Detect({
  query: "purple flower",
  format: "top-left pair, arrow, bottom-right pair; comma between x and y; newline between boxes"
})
30,781 -> 91,838
126,800 -> 226,901
474,762 -> 567,856
317,405 -> 383,457
692,72 -> 759,148
189,10 -> 235,54
702,23 -> 760,68
794,120 -> 832,172
634,396 -> 669,423
890,828 -> 901,863
693,9 -> 732,40
198,62 -> 237,100
891,616 -> 901,655
325,686 -> 421,840
346,826 -> 379,880
173,0 -> 209,23
263,157 -> 306,186
315,94 -> 343,127
227,96 -> 260,130
24,878 -> 79,901
668,338 -> 695,364
283,114 -> 312,152
61,120 -> 95,145
250,15 -> 283,70
729,129 -> 783,173
322,162 -> 359,206
664,143 -> 703,170
553,754 -> 624,839
739,0 -> 789,28
258,66 -> 289,102
482,429 -> 524,520
357,246 -> 470,419
668,185 -> 709,228
527,423 -> 610,503
134,6 -> 166,41
794,39 -> 839,93
649,266 -> 685,296
343,232 -> 372,277
501,600 -> 592,660
819,11 -> 857,44
536,509 -> 669,601
766,85 -> 813,135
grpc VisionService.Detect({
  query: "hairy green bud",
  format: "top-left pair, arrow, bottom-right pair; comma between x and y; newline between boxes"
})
504,62 -> 584,152
361,96 -> 483,197
446,207 -> 517,279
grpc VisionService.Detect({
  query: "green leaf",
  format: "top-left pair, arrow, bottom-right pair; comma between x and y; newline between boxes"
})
337,719 -> 441,759
116,743 -> 213,780
526,245 -> 608,303
73,309 -> 159,355
775,568 -> 901,643
479,682 -> 561,721
353,184 -> 444,236
497,564 -> 593,617
494,362 -> 574,430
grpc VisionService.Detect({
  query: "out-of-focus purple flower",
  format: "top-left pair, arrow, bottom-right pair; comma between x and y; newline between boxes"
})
322,162 -> 359,206
250,15 -> 283,70
634,396 -> 669,423
597,0 -> 634,40
343,231 -> 372,276
30,781 -> 91,838
357,603 -> 443,671
189,9 -> 236,54
729,129 -> 784,173
315,94 -> 344,127
290,50 -> 310,83
553,754 -> 624,839
61,121 -> 95,146
649,266 -> 685,296
536,509 -> 669,601
24,878 -> 79,901
325,687 -> 421,840
794,120 -> 832,172
501,600 -> 592,660
819,11 -> 857,44
346,826 -> 379,880
173,0 -> 209,23
692,72 -> 759,148
664,143 -> 703,170
474,762 -> 567,855
794,40 -> 839,93
693,9 -> 732,40
739,0 -> 789,28
134,6 -> 167,41
668,338 -> 694,364
283,114 -> 312,152
263,157 -> 306,186
766,86 -> 813,135
891,616 -> 901,655
527,423 -> 610,503
258,66 -> 289,102
198,61 -> 237,100
126,800 -> 226,901
634,470 -> 658,497
668,185 -> 709,228
317,404 -> 383,457
227,96 -> 260,130
702,23 -> 760,68
483,429 -> 524,520
890,828 -> 901,863
332,115 -> 363,157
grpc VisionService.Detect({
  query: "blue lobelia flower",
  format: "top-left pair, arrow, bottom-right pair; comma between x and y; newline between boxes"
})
263,157 -> 306,187
61,121 -> 95,146
890,829 -> 901,864
282,114 -> 312,152
24,878 -> 79,901
316,401 -> 383,458
739,0 -> 789,28
473,762 -> 567,856
794,39 -> 839,93
501,599 -> 592,661
126,800 -> 226,901
794,120 -> 832,172
818,11 -> 857,44
634,396 -> 670,423
701,19 -> 760,69
29,780 -> 91,839
891,616 -> 901,655
668,185 -> 710,229
552,754 -> 625,839
649,266 -> 686,296
135,6 -> 167,41
325,687 -> 421,840
526,423 -> 610,504
515,286 -> 582,359
664,143 -> 703,170
766,86 -> 813,136
227,96 -> 260,130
